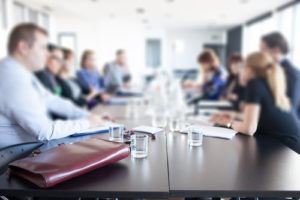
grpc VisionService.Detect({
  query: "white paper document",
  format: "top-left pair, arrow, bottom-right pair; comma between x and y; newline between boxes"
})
133,126 -> 163,135
199,100 -> 232,107
73,122 -> 123,136
187,116 -> 214,126
181,125 -> 237,140
198,108 -> 220,116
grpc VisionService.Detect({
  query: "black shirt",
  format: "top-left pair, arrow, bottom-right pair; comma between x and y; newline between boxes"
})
245,78 -> 300,154
280,58 -> 300,119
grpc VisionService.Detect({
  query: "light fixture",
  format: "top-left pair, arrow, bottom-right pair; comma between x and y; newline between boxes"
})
136,8 -> 145,14
142,19 -> 149,24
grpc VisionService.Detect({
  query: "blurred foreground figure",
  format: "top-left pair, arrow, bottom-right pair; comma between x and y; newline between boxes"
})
0,23 -> 108,148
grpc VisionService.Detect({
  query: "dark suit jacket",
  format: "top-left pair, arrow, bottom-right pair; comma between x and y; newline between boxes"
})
35,70 -> 86,107
35,70 -> 57,93
280,58 -> 300,119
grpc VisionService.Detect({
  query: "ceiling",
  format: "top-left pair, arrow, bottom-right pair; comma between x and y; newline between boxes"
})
23,0 -> 290,29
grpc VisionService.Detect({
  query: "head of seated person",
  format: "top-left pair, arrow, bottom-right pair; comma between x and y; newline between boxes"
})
226,53 -> 243,82
115,49 -> 127,67
81,50 -> 97,71
8,23 -> 48,72
197,48 -> 224,81
46,44 -> 64,76
59,48 -> 74,79
241,52 -> 290,111
260,32 -> 289,63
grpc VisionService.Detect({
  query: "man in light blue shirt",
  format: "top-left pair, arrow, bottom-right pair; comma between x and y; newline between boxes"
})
0,23 -> 107,148
104,49 -> 131,93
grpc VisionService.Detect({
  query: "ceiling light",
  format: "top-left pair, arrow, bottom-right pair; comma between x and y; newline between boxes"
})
142,19 -> 149,24
136,8 -> 145,14
109,13 -> 115,19
239,0 -> 249,4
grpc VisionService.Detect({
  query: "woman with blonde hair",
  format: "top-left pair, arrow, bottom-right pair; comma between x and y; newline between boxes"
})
183,48 -> 226,100
210,52 -> 300,154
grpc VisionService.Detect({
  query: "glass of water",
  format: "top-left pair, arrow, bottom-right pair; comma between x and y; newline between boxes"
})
109,125 -> 124,142
152,113 -> 167,128
131,134 -> 148,158
187,126 -> 203,147
169,117 -> 179,132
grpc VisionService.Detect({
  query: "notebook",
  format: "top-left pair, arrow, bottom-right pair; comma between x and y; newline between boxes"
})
198,100 -> 232,107
187,115 -> 214,126
180,125 -> 237,140
72,123 -> 124,137
132,126 -> 163,135
105,99 -> 128,105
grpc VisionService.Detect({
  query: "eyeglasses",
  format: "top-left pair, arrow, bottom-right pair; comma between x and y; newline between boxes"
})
51,55 -> 63,63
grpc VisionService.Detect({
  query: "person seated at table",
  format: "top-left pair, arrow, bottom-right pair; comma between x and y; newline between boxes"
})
103,49 -> 131,93
35,44 -> 64,96
210,52 -> 300,154
57,48 -> 99,108
260,32 -> 300,119
220,53 -> 245,111
0,23 -> 111,148
77,50 -> 111,102
183,48 -> 226,100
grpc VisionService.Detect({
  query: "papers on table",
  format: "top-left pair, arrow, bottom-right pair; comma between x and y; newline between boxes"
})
198,100 -> 232,107
187,115 -> 214,126
133,126 -> 163,135
72,122 -> 123,137
180,125 -> 237,140
105,98 -> 128,105
198,108 -> 220,116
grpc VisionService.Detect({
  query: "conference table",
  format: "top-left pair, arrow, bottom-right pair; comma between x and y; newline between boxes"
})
1,99 -> 300,199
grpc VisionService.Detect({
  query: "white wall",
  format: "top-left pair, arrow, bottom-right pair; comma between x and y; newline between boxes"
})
0,0 -> 227,80
52,12 -> 226,82
0,0 -> 51,58
165,29 -> 226,70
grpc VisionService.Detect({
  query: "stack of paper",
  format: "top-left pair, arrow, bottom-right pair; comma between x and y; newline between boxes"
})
72,122 -> 123,137
133,126 -> 163,135
180,125 -> 237,140
187,116 -> 214,126
199,100 -> 232,107
198,108 -> 220,116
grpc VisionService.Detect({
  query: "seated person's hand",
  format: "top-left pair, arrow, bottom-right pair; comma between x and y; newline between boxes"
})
85,87 -> 99,101
100,93 -> 111,102
182,80 -> 194,88
100,113 -> 115,122
209,113 -> 233,126
227,93 -> 238,101
87,114 -> 106,128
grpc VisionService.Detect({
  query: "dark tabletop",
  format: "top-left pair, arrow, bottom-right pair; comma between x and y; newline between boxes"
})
1,102 -> 300,198
0,106 -> 169,198
167,132 -> 300,198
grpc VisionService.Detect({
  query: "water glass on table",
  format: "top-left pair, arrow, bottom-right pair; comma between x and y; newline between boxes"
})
187,126 -> 203,147
152,113 -> 167,128
131,134 -> 148,158
109,125 -> 124,142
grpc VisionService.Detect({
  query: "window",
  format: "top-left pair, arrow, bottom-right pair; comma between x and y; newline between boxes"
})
243,17 -> 272,56
278,6 -> 294,59
40,12 -> 49,31
58,33 -> 78,75
293,3 -> 300,66
28,8 -> 38,24
1,0 -> 7,29
13,2 -> 25,25
146,39 -> 161,68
